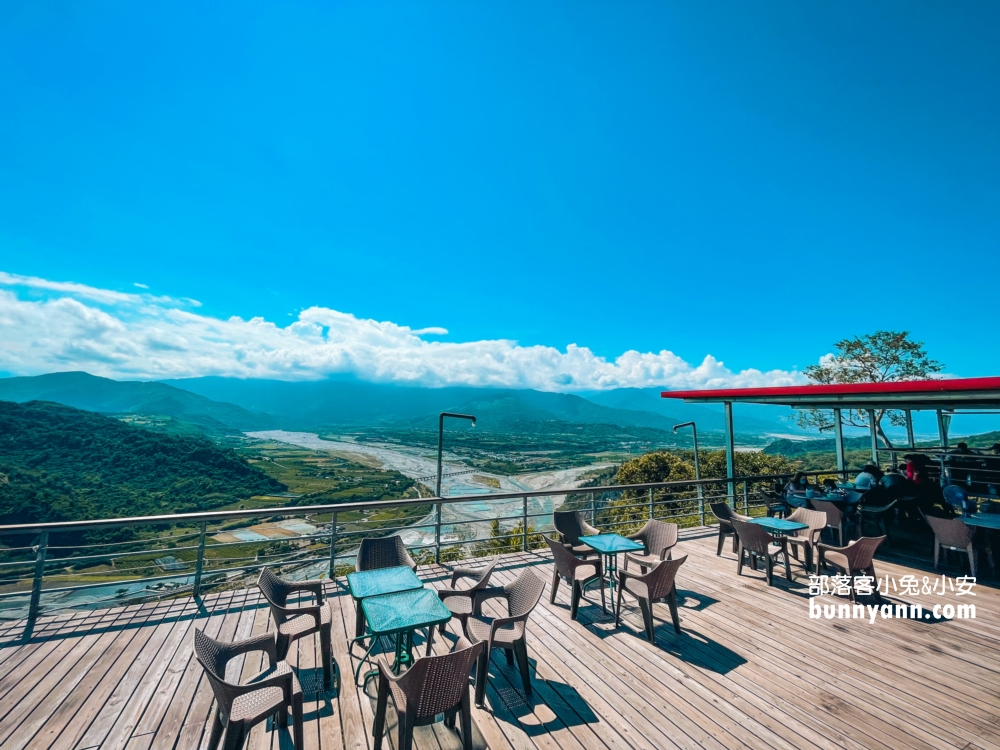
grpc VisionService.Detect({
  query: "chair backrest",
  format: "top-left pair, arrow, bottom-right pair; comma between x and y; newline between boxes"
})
356,535 -> 413,572
553,511 -> 589,545
786,508 -> 827,538
728,519 -> 774,555
463,558 -> 498,590
924,514 -> 975,548
193,627 -> 239,715
636,519 -> 678,556
840,536 -> 886,568
258,566 -> 292,610
543,534 -> 583,577
504,569 -> 545,619
942,485 -> 969,513
710,502 -> 733,522
392,637 -> 484,719
809,499 -> 843,525
645,555 -> 687,600
845,490 -> 866,505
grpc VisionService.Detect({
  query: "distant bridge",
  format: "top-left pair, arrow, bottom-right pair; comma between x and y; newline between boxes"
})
413,469 -> 478,482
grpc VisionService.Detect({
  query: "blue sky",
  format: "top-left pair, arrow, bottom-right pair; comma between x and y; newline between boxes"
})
1,2 -> 998,386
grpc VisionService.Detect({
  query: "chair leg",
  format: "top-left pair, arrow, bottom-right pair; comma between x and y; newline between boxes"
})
398,711 -> 415,750
275,634 -> 291,662
514,638 -> 532,698
967,544 -> 977,577
474,648 -> 489,707
717,528 -> 725,556
782,544 -> 792,581
292,691 -> 304,750
732,533 -> 739,553
549,567 -> 560,604
373,672 -> 389,750
321,626 -> 334,689
221,725 -> 245,750
765,555 -> 773,586
933,540 -> 940,570
459,689 -> 474,750
615,585 -> 624,627
503,646 -> 514,666
425,623 -> 436,657
736,543 -> 745,576
570,581 -> 581,621
667,587 -> 681,634
637,597 -> 654,641
207,708 -> 224,750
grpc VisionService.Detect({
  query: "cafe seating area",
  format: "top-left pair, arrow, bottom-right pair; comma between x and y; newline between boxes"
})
2,514 -> 998,750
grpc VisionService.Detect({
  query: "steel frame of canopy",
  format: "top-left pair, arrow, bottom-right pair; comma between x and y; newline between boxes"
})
661,377 -> 1000,502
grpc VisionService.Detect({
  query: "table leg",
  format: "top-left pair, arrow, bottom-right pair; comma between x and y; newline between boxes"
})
606,553 -> 617,618
354,631 -> 382,687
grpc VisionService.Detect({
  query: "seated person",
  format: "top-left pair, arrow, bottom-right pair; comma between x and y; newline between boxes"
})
784,471 -> 812,495
821,477 -> 845,496
854,465 -> 878,490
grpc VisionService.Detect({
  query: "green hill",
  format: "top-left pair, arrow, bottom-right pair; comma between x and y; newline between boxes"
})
0,372 -> 276,435
0,400 -> 285,527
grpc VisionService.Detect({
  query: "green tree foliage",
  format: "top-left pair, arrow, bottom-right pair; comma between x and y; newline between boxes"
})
473,519 -> 544,556
796,331 -> 943,447
0,400 -> 285,529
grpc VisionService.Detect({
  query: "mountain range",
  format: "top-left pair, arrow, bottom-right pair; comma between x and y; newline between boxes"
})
0,372 -> 801,439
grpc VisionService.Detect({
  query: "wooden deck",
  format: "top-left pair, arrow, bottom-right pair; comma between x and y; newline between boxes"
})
1,528 -> 998,750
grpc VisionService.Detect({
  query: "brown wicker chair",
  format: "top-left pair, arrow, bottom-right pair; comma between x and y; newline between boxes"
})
257,567 -> 336,689
923,514 -> 977,576
623,519 -> 678,572
810,499 -> 850,546
860,499 -> 897,543
373,637 -> 484,750
353,535 -> 418,638
552,510 -> 600,558
784,508 -> 827,574
616,555 -> 687,641
194,627 -> 304,750
544,535 -> 605,620
356,534 -> 418,573
710,502 -> 739,556
436,557 -> 499,635
465,569 -> 545,707
816,536 -> 886,602
729,518 -> 791,585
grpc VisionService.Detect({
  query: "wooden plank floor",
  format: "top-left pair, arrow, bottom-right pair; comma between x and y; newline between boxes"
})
1,528 -> 998,750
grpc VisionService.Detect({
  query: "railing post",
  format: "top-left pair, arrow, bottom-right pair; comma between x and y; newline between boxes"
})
193,521 -> 207,599
589,492 -> 596,525
522,496 -> 528,552
743,481 -> 749,515
328,511 -> 338,578
699,488 -> 706,527
648,488 -> 654,520
434,502 -> 442,565
27,531 -> 48,630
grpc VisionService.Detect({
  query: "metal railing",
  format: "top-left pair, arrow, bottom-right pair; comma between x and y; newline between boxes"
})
0,469 -> 844,629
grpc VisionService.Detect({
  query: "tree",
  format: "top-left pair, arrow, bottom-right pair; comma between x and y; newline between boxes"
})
796,331 -> 943,448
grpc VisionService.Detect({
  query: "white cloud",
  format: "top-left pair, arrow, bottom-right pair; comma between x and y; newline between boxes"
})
133,282 -> 149,289
0,272 -> 807,390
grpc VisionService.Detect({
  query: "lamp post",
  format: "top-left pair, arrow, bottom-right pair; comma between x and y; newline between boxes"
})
673,422 -> 702,498
435,412 -> 476,563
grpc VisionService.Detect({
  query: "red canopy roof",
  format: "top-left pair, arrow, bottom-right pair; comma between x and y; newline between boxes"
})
661,377 -> 1000,409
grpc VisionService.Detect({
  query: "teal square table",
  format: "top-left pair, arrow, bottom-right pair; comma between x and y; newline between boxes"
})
352,587 -> 452,686
347,565 -> 423,639
750,517 -> 808,536
581,533 -> 644,618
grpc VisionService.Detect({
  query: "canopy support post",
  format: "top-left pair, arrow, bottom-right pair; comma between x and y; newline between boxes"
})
905,410 -> 915,449
937,410 -> 949,448
868,409 -> 879,466
833,408 -> 845,475
724,401 -> 735,507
